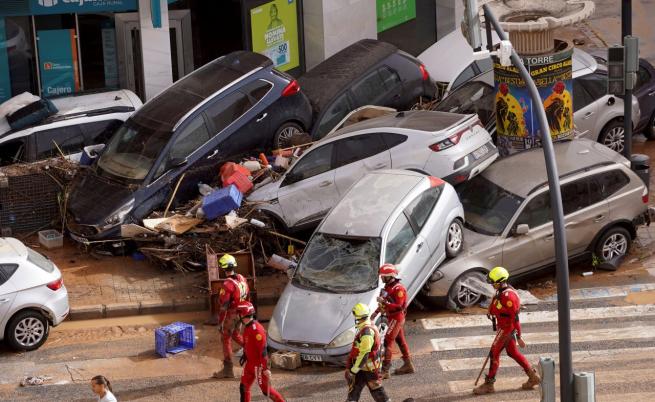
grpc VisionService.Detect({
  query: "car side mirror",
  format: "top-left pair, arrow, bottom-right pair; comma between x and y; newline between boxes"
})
607,97 -> 615,106
168,157 -> 188,169
514,224 -> 529,236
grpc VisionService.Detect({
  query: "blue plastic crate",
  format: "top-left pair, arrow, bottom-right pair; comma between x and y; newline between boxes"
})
202,184 -> 242,220
155,322 -> 196,358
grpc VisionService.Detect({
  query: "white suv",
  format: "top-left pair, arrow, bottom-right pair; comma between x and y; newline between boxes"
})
0,238 -> 69,351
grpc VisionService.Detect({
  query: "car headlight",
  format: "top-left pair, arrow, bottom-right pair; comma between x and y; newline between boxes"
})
328,326 -> 357,348
103,198 -> 135,229
267,317 -> 282,342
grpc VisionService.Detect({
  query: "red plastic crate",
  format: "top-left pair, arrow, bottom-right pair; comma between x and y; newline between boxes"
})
224,171 -> 253,194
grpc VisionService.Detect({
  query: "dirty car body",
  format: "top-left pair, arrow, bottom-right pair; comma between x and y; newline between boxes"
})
421,139 -> 650,310
267,170 -> 464,364
66,51 -> 312,242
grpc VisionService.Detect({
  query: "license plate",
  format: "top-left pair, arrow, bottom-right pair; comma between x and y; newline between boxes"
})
301,354 -> 323,362
472,145 -> 489,160
69,233 -> 89,245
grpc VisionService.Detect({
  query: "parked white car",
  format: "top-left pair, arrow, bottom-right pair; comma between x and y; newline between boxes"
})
267,170 -> 464,364
248,109 -> 497,231
0,238 -> 69,351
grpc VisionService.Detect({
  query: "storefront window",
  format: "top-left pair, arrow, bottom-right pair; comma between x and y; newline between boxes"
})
376,0 -> 437,57
0,16 -> 38,103
78,14 -> 118,90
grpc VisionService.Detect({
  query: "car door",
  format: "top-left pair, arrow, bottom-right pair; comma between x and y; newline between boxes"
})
277,143 -> 339,228
378,66 -> 403,109
573,79 -> 600,140
313,91 -> 355,140
383,212 -> 431,299
0,264 -> 19,327
633,63 -> 655,124
332,133 -> 391,195
560,175 -> 609,255
31,125 -> 86,161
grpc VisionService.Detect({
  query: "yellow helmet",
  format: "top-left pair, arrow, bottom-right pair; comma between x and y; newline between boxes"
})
352,303 -> 370,320
487,266 -> 509,284
219,254 -> 237,270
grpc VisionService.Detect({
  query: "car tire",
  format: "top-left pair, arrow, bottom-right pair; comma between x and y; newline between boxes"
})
447,270 -> 488,310
274,121 -> 303,149
594,226 -> 632,264
445,219 -> 464,258
598,120 -> 625,153
5,310 -> 50,351
645,112 -> 655,140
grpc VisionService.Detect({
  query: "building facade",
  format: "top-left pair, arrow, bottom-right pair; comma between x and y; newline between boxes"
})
0,0 -> 462,103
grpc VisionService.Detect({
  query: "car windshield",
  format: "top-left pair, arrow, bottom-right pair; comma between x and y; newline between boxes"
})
27,248 -> 54,273
457,175 -> 524,236
96,118 -> 170,182
292,233 -> 381,293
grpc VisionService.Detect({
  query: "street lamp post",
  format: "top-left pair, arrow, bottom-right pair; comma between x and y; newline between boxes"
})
623,0 -> 633,158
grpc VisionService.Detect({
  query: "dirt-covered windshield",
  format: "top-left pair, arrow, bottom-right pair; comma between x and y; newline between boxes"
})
292,233 -> 381,293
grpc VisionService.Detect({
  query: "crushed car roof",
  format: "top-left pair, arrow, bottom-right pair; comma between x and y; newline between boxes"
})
319,170 -> 425,237
330,110 -> 470,137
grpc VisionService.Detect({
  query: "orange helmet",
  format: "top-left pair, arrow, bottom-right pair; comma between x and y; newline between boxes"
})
379,263 -> 398,277
236,301 -> 255,318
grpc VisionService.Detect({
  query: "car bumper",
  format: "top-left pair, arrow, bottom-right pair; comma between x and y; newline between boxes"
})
68,224 -> 121,244
49,286 -> 70,326
267,337 -> 350,366
442,141 -> 499,185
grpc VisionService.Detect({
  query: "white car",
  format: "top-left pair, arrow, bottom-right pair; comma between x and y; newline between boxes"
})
248,109 -> 497,231
0,238 -> 69,351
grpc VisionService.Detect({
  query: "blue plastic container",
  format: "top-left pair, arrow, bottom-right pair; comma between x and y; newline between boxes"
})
155,322 -> 196,358
202,184 -> 242,220
80,144 -> 105,166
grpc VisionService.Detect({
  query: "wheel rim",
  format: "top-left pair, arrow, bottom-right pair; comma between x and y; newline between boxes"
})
448,222 -> 463,251
14,317 -> 45,347
602,233 -> 628,261
277,126 -> 300,147
602,126 -> 625,153
457,283 -> 481,307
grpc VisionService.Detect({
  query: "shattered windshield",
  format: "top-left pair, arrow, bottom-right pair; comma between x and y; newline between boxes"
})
292,234 -> 381,293
457,175 -> 524,236
97,119 -> 170,182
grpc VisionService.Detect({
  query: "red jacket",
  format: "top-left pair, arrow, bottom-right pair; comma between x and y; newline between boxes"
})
374,279 -> 407,321
488,285 -> 522,336
218,274 -> 249,322
243,320 -> 269,367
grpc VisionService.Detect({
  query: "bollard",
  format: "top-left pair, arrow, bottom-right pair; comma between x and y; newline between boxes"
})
574,372 -> 595,402
539,357 -> 556,402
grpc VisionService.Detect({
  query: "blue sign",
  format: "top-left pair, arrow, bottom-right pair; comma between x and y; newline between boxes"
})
0,18 -> 11,103
30,0 -> 137,16
38,29 -> 79,97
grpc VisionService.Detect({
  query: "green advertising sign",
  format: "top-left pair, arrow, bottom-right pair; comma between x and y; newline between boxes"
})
250,0 -> 299,72
377,0 -> 416,33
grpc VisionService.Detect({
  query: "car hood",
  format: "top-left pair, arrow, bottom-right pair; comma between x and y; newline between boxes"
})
247,180 -> 280,202
273,284 -> 378,345
67,170 -> 134,226
459,227 -> 498,255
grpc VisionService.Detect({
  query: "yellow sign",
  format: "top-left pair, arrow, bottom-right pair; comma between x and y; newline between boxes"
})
250,0 -> 300,71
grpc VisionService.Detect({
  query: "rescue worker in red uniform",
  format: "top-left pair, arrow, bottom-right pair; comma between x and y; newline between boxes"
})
213,254 -> 250,379
371,264 -> 415,379
473,266 -> 540,395
236,301 -> 286,402
345,303 -> 390,402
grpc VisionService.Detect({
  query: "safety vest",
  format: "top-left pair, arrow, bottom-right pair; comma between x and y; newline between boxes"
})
226,274 -> 250,305
353,324 -> 382,372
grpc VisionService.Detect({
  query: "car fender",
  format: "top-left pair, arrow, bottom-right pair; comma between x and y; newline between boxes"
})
3,303 -> 55,330
586,219 -> 637,252
254,204 -> 289,231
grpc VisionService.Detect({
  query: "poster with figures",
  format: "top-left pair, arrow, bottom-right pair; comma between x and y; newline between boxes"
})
250,0 -> 300,72
493,46 -> 574,156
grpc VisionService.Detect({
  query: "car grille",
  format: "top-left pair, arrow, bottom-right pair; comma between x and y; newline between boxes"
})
285,340 -> 327,349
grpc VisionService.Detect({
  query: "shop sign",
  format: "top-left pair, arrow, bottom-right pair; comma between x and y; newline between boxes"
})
30,0 -> 137,16
377,0 -> 416,33
250,0 -> 299,72
0,18 -> 11,103
37,29 -> 80,97
493,47 -> 574,156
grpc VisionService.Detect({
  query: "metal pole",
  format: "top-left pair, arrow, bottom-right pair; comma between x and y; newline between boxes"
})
483,5 -> 573,401
484,14 -> 493,52
622,0 -> 632,158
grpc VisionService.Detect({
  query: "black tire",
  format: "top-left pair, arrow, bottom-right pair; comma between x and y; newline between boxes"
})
644,112 -> 655,140
273,121 -> 303,149
594,226 -> 632,264
598,120 -> 625,153
447,271 -> 488,310
445,218 -> 464,258
5,310 -> 50,351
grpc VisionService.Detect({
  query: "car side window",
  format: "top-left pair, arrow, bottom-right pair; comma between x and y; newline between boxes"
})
405,186 -> 442,232
204,90 -> 254,136
315,93 -> 352,139
578,73 -> 606,101
597,169 -> 630,197
379,66 -> 401,89
516,192 -> 551,229
636,66 -> 651,91
0,264 -> 18,286
80,120 -> 123,144
385,213 -> 417,264
35,126 -> 85,160
240,79 -> 273,102
452,63 -> 476,90
572,80 -> 595,112
379,132 -> 408,149
154,116 -> 210,179
0,139 -> 27,166
561,179 -> 591,215
351,69 -> 386,106
334,134 -> 387,168
282,143 -> 334,186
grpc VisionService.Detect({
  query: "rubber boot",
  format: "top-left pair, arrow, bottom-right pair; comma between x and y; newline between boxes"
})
473,375 -> 495,395
381,361 -> 391,379
393,358 -> 416,375
213,360 -> 235,379
370,387 -> 390,402
522,367 -> 541,390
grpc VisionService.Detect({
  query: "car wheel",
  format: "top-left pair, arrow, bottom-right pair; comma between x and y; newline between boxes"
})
448,271 -> 488,309
645,112 -> 655,140
6,310 -> 49,351
445,219 -> 464,258
274,121 -> 303,149
598,120 -> 625,153
594,226 -> 631,263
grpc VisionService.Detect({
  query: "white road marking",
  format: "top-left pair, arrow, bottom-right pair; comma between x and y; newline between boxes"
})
545,282 -> 655,301
431,325 -> 655,351
421,305 -> 655,330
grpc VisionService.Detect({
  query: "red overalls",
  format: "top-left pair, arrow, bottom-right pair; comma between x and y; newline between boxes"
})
218,274 -> 249,363
487,285 -> 531,378
240,320 -> 285,402
374,279 -> 411,365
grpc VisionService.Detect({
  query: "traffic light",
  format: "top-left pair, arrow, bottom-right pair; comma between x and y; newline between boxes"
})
607,45 -> 625,96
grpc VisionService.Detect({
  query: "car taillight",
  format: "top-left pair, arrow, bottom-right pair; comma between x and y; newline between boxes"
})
643,187 -> 649,204
282,80 -> 300,97
429,129 -> 466,152
419,64 -> 430,81
47,278 -> 63,291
